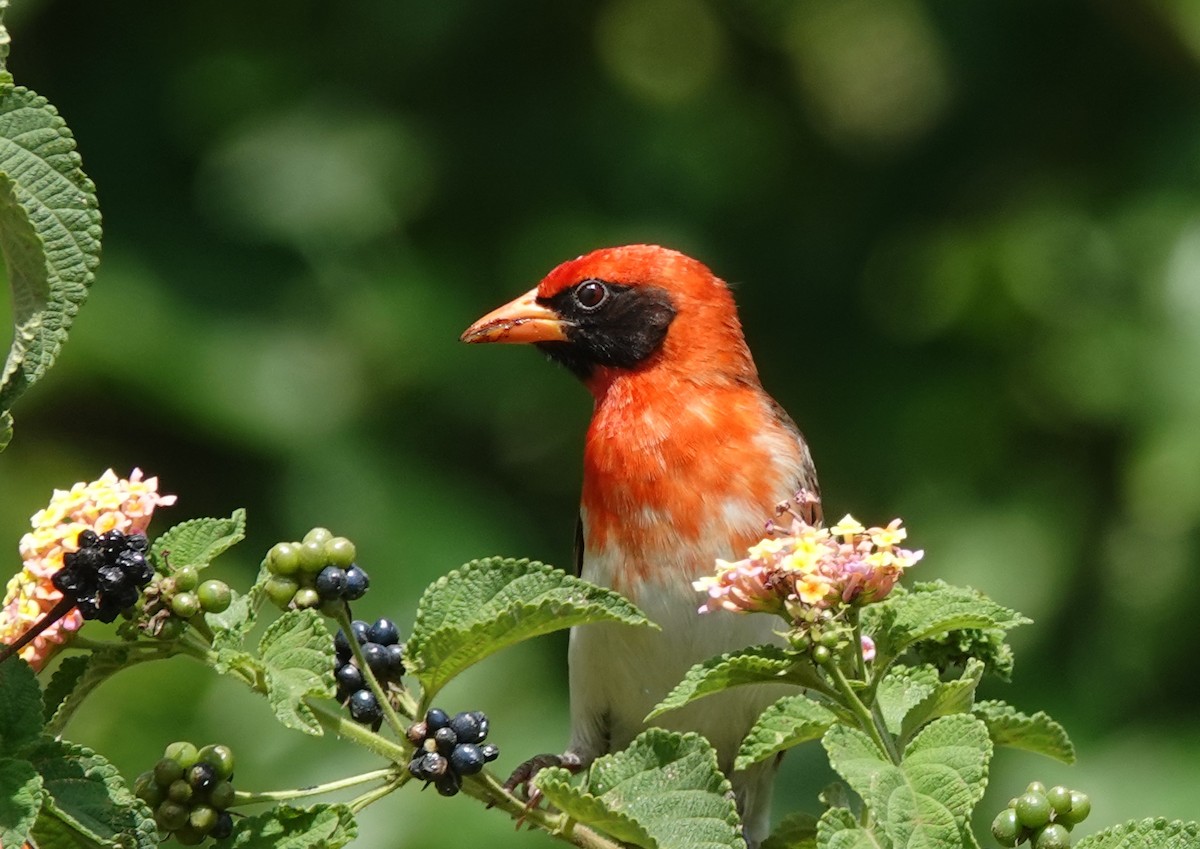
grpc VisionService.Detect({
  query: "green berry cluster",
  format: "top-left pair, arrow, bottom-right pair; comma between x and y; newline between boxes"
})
142,566 -> 233,640
135,742 -> 236,845
263,528 -> 368,614
992,782 -> 1092,848
786,608 -> 845,665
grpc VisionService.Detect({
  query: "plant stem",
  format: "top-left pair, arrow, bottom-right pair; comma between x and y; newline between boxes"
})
826,661 -> 900,764
232,767 -> 399,806
348,775 -> 404,814
304,696 -> 412,764
332,606 -> 410,736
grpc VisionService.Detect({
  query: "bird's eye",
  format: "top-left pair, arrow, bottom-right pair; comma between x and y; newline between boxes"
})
573,280 -> 608,310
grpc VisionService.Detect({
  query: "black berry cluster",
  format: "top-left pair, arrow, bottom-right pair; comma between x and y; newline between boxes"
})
406,708 -> 498,796
263,528 -> 368,613
992,782 -> 1092,848
52,529 -> 153,623
335,618 -> 404,727
134,741 -> 236,845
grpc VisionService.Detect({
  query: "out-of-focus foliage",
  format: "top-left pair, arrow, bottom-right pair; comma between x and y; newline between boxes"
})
1,0 -> 1198,846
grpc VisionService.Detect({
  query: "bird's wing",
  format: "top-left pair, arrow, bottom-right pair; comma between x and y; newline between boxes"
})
766,394 -> 823,526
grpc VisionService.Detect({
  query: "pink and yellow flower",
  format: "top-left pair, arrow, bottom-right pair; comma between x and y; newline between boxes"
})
695,490 -> 923,620
0,469 -> 175,669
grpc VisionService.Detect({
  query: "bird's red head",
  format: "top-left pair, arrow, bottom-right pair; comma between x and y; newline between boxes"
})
461,245 -> 756,394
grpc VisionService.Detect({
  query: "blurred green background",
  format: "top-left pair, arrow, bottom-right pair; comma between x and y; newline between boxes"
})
3,0 -> 1200,844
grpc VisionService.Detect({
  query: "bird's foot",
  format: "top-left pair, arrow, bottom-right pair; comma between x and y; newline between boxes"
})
502,752 -> 584,824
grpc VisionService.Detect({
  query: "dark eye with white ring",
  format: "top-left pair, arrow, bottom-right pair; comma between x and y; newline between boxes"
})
573,279 -> 608,310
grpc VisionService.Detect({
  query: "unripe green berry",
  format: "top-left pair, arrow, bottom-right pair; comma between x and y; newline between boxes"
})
292,587 -> 321,609
189,804 -> 219,835
789,631 -> 811,651
819,629 -> 841,648
991,808 -> 1021,847
134,771 -> 164,806
298,540 -> 327,573
324,536 -> 357,568
1034,823 -> 1070,849
155,616 -> 187,640
1047,785 -> 1072,815
208,780 -> 235,810
154,799 -> 189,831
173,824 -> 205,846
153,757 -> 184,787
264,576 -> 299,609
1015,791 -> 1052,829
174,566 -> 200,592
167,779 -> 192,804
1058,791 -> 1091,825
197,580 -> 232,613
267,542 -> 301,576
303,527 -> 333,546
1026,781 -> 1048,796
163,741 -> 199,769
171,591 -> 201,619
198,744 -> 235,780
811,644 -> 832,665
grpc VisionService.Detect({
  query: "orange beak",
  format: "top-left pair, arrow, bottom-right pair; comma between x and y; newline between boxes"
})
460,286 -> 570,345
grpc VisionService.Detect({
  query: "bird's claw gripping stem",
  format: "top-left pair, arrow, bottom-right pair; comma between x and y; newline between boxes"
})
503,751 -> 584,822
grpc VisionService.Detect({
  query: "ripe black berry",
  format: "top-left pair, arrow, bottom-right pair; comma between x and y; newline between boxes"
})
368,618 -> 399,645
435,771 -> 463,797
450,744 -> 485,776
315,566 -> 348,599
480,743 -> 499,762
434,726 -> 458,754
385,644 -> 405,675
187,762 -> 217,794
343,565 -> 369,600
349,689 -> 382,725
425,708 -> 450,732
211,811 -> 234,840
335,663 -> 364,696
449,711 -> 483,744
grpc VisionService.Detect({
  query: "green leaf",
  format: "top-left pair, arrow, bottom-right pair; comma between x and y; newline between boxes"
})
43,650 -> 128,736
864,582 -> 1029,670
0,757 -> 43,848
258,609 -> 335,735
42,656 -> 89,725
535,729 -> 745,849
0,87 -> 101,420
209,588 -> 257,655
875,665 -> 939,736
226,803 -> 357,849
898,659 -> 983,743
649,645 -> 822,720
734,694 -> 837,770
762,812 -> 818,849
150,509 -> 246,573
816,807 -> 886,849
406,558 -> 655,697
824,715 -> 992,849
27,739 -> 157,849
0,658 -> 44,754
0,410 -> 11,451
908,627 -> 1014,682
1074,818 -> 1200,849
971,700 -> 1075,764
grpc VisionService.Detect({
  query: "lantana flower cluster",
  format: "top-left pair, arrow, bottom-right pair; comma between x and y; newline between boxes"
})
0,469 -> 175,669
694,491 -> 923,624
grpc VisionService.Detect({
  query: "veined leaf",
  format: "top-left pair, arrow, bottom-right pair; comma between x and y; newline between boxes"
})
406,558 -> 654,697
816,807 -> 886,849
0,757 -> 42,848
43,650 -> 128,736
824,714 -> 992,849
258,609 -> 335,735
0,659 -> 43,755
875,665 -> 939,737
150,509 -> 246,573
1074,818 -> 1200,849
864,582 -> 1029,670
898,659 -> 984,743
0,87 -> 101,421
27,740 -> 156,849
734,694 -> 836,770
762,812 -> 818,849
649,645 -> 821,720
534,729 -> 745,849
972,700 -> 1075,764
226,803 -> 357,849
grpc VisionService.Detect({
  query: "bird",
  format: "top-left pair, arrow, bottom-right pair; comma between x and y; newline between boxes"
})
460,244 -> 821,846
